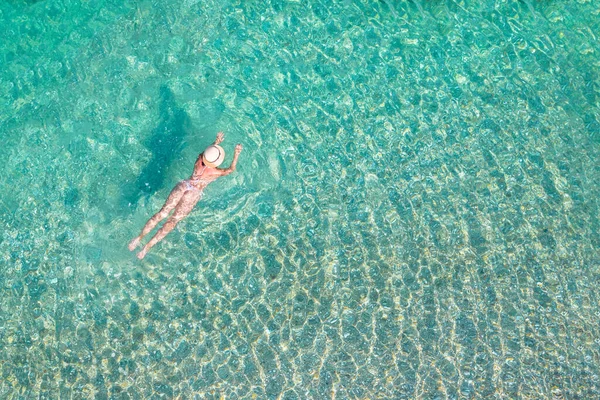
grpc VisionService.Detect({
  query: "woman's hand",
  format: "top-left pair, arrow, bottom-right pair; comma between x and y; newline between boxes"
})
234,144 -> 243,155
215,132 -> 224,144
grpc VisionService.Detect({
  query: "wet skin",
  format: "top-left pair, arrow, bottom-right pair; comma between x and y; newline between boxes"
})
129,132 -> 242,259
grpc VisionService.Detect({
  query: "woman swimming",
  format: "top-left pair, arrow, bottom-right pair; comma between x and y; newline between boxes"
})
128,132 -> 242,259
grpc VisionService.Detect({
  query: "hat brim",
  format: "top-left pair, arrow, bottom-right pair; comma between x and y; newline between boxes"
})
202,145 -> 225,167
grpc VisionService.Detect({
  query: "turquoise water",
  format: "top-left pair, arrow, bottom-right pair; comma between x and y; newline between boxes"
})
1,0 -> 600,398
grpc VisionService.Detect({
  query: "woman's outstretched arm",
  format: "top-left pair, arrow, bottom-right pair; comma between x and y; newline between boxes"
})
219,144 -> 243,176
213,132 -> 224,145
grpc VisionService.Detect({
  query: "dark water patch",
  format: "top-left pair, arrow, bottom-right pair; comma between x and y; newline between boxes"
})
121,85 -> 192,208
541,173 -> 561,204
583,113 -> 600,142
466,215 -> 487,254
537,227 -> 556,249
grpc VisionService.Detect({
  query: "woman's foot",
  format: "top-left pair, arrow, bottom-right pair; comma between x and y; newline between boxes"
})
128,237 -> 141,251
137,249 -> 147,260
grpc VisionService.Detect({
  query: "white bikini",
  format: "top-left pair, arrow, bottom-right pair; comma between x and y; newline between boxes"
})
182,166 -> 211,192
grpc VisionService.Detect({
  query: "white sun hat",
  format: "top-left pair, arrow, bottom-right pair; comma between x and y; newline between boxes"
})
202,145 -> 225,167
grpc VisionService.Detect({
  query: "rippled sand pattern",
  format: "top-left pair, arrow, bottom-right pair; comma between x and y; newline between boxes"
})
1,0 -> 599,398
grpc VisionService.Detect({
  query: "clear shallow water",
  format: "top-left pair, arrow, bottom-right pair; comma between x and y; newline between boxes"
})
1,0 -> 599,398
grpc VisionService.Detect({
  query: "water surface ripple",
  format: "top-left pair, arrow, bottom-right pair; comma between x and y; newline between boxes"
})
1,0 -> 599,398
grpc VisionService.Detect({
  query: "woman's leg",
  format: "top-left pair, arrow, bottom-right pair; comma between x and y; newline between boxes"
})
128,182 -> 187,250
137,190 -> 202,259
